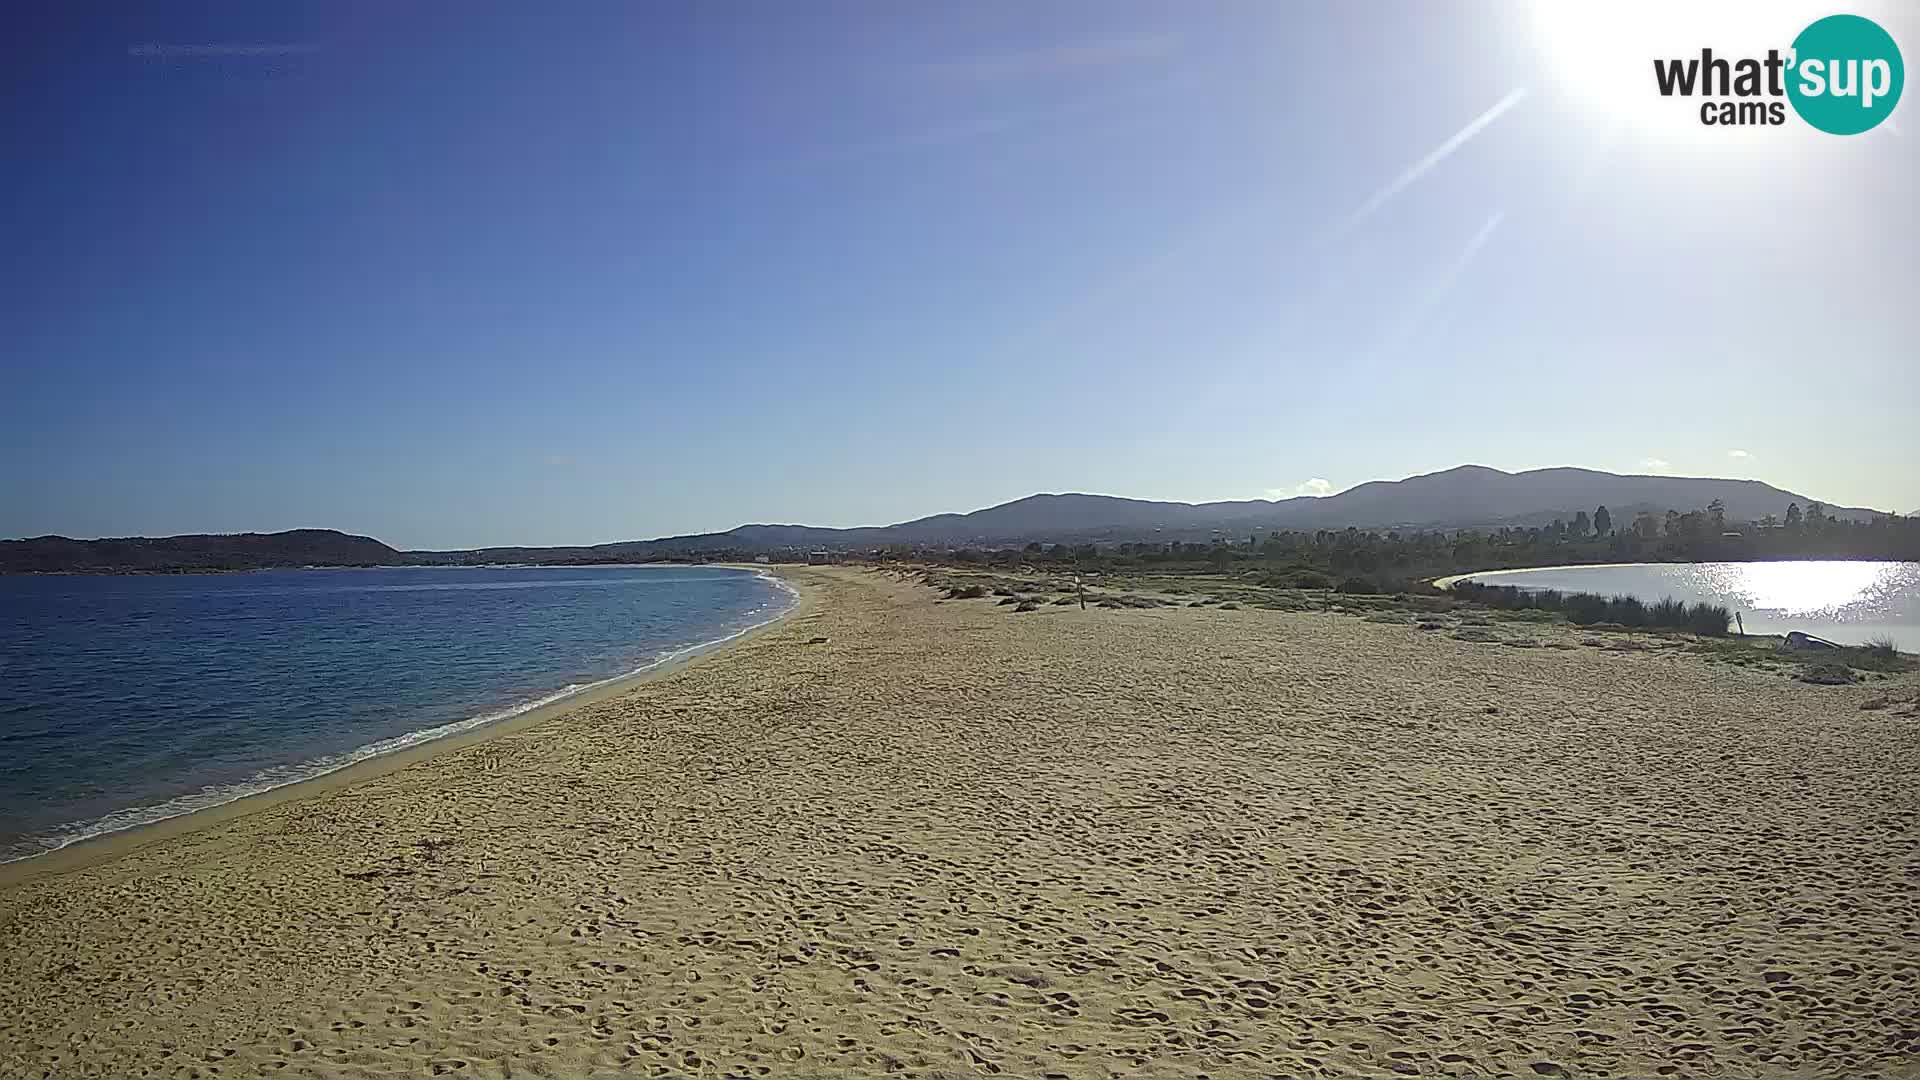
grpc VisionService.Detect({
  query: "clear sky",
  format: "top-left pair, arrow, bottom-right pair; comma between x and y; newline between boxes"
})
5,1 -> 1916,548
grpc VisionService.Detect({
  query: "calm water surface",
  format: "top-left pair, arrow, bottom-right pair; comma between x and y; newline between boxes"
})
1455,561 -> 1920,650
0,565 -> 794,862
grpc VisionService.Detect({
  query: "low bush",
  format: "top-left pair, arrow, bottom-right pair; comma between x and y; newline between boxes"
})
1564,593 -> 1609,624
1255,566 -> 1334,590
1798,661 -> 1855,685
1650,598 -> 1688,627
1684,603 -> 1732,637
1612,597 -> 1649,627
1451,581 -> 1727,635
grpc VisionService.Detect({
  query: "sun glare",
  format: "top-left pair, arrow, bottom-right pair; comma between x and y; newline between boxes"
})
1705,560 -> 1892,616
1525,0 -> 1836,149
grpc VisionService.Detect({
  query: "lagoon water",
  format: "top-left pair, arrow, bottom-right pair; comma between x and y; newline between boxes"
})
1455,561 -> 1920,651
0,565 -> 794,863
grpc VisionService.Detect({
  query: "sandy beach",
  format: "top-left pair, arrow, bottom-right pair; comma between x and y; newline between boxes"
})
2,565 -> 1916,1079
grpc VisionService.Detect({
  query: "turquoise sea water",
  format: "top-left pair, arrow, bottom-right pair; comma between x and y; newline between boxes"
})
1454,561 -> 1920,650
0,565 -> 794,863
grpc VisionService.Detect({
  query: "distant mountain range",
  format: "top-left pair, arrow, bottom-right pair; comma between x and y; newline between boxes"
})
416,465 -> 1884,562
1,466 -> 1888,573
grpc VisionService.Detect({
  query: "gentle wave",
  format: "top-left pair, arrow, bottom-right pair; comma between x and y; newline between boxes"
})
1,572 -> 798,865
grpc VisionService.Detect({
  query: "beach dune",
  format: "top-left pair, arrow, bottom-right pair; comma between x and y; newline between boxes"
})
2,567 -> 1915,1078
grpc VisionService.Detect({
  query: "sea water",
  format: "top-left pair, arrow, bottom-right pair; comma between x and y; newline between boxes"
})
0,564 -> 794,863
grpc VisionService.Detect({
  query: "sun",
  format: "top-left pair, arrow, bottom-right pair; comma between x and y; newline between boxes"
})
1524,1 -> 1821,131
1519,0 -> 1852,168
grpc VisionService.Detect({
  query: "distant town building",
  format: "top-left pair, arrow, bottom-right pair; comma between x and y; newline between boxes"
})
753,554 -> 771,564
807,550 -> 832,565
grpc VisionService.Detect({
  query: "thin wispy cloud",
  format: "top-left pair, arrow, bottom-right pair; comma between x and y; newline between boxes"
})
999,85 -> 1523,379
1727,448 -> 1751,459
1640,457 -> 1673,472
1372,210 -> 1507,359
542,454 -> 575,468
1426,211 -> 1505,304
912,33 -> 1180,84
779,70 -> 1190,173
1342,88 -> 1527,232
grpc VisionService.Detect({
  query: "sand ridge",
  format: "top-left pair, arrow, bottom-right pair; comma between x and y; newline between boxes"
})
1,566 -> 1916,1078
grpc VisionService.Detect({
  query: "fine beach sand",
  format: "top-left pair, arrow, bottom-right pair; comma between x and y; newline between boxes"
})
2,566 -> 1917,1079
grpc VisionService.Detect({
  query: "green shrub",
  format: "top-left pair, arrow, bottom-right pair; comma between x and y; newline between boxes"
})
1650,598 -> 1688,627
1685,603 -> 1731,637
1565,593 -> 1609,624
1611,596 -> 1649,627
1452,582 -> 1725,635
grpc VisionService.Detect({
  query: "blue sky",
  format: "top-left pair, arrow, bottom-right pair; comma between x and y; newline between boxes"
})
5,1 -> 1915,548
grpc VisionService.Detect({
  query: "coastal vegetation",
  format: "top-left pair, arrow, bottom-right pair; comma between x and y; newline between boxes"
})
916,501 -> 1920,595
1447,581 -> 1733,635
913,553 -> 1915,685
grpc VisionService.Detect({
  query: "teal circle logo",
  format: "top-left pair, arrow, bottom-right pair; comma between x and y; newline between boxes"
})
1787,14 -> 1903,135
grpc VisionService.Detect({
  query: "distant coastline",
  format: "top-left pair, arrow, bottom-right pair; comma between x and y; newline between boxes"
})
6,464 -> 1901,576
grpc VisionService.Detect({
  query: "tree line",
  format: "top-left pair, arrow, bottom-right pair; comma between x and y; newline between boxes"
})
900,501 -> 1919,591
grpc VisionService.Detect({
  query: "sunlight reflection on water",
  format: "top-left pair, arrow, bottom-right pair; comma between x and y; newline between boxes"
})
1461,561 -> 1920,650
1693,561 -> 1892,617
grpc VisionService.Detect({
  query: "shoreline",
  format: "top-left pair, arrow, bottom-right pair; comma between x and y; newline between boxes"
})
1,566 -> 1914,1077
1429,560 -> 1733,590
1432,557 -> 1916,591
0,566 -> 808,890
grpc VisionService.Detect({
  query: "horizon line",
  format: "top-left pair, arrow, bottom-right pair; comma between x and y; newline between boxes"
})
4,464 -> 1892,551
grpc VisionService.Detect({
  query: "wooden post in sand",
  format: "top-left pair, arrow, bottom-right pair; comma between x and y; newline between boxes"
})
1735,611 -> 1745,637
1076,575 -> 1085,610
